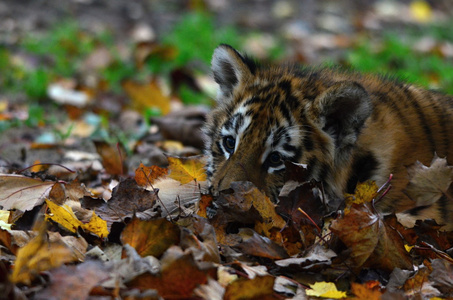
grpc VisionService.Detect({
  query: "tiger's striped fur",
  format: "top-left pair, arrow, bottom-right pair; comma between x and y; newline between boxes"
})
203,44 -> 453,227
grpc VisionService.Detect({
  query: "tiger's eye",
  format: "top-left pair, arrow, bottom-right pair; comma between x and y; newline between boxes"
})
223,136 -> 235,154
268,152 -> 282,167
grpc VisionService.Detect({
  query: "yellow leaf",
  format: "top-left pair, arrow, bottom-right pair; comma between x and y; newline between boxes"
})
122,79 -> 171,115
410,0 -> 432,23
306,282 -> 347,299
82,211 -> 109,238
46,199 -> 82,233
405,244 -> 414,252
11,223 -> 77,284
0,210 -> 11,230
344,180 -> 378,207
167,155 -> 207,185
45,200 -> 108,238
31,160 -> 44,172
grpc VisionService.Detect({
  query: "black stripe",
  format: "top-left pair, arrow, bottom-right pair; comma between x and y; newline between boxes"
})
303,133 -> 314,152
279,102 -> 292,123
278,80 -> 292,95
318,163 -> 330,181
346,151 -> 379,193
287,95 -> 301,110
291,147 -> 302,162
372,91 -> 417,141
283,143 -> 297,153
427,92 -> 450,156
215,141 -> 222,155
306,157 -> 318,178
223,117 -> 233,131
438,194 -> 449,226
234,113 -> 244,133
403,87 -> 436,153
244,96 -> 261,106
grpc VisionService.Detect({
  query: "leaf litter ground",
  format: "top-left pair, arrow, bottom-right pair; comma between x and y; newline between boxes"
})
1,151 -> 453,299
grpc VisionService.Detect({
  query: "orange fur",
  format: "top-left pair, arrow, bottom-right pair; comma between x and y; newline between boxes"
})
204,44 -> 453,226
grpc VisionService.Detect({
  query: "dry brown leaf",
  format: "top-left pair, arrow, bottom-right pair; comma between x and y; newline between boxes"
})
197,193 -> 214,218
274,244 -> 336,272
126,246 -> 217,298
350,282 -> 383,300
0,229 -> 34,255
80,178 -> 157,230
185,216 -> 221,263
0,174 -> 54,211
236,228 -> 289,260
93,141 -> 127,176
167,155 -> 207,185
121,217 -> 180,258
152,106 -> 208,149
330,202 -> 413,272
49,182 -> 66,205
404,155 -> 453,207
34,260 -> 110,300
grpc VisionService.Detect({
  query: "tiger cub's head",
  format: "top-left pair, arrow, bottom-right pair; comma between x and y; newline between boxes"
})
204,44 -> 372,201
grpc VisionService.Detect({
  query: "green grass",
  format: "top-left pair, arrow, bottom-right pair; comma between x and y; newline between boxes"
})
3,10 -> 453,138
346,31 -> 453,94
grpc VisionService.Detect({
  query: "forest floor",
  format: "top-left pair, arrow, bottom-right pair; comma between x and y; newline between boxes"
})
1,1 -> 453,299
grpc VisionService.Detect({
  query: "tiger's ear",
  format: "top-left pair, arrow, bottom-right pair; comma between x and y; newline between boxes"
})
313,82 -> 372,150
211,44 -> 256,97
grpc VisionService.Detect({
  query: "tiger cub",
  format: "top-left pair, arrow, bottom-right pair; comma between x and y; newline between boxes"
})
203,44 -> 453,227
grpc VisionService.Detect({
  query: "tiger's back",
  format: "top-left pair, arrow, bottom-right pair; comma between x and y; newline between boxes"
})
204,44 -> 453,226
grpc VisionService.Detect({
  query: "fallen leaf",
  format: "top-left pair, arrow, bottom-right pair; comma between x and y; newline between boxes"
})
277,180 -> 325,251
350,282 -> 382,300
11,223 -> 79,284
152,106 -> 208,149
126,246 -> 217,298
305,281 -> 347,299
80,178 -> 157,230
134,163 -> 168,186
82,211 -> 109,238
180,216 -> 220,263
167,155 -> 207,185
0,210 -> 10,230
121,217 -> 180,258
46,200 -> 109,238
330,201 -> 413,272
0,229 -> 33,254
236,228 -> 289,260
275,244 -> 336,272
34,260 -> 110,300
122,79 -> 171,115
429,259 -> 453,297
344,180 -> 379,207
197,193 -> 214,218
101,244 -> 160,289
404,155 -> 453,208
0,174 -> 54,211
93,141 -> 127,176
151,177 -> 206,216
224,275 -> 276,300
